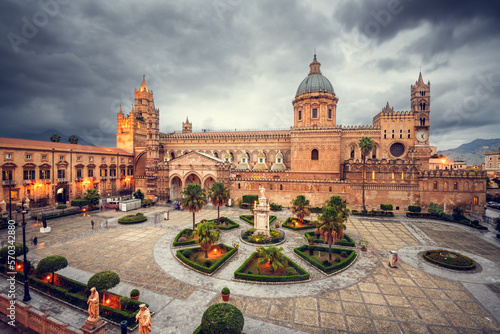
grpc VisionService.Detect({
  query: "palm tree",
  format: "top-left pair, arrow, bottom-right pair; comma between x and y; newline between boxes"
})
256,246 -> 288,274
318,203 -> 349,261
180,183 -> 207,230
50,133 -> 61,142
195,221 -> 218,258
208,182 -> 229,220
358,136 -> 374,211
68,134 -> 79,144
291,195 -> 310,224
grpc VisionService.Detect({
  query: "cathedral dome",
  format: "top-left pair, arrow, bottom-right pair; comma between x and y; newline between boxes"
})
295,55 -> 334,96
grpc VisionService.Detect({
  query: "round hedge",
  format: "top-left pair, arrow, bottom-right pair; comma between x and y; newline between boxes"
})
87,271 -> 120,292
0,243 -> 28,260
201,303 -> 244,334
423,249 -> 476,271
118,213 -> 147,224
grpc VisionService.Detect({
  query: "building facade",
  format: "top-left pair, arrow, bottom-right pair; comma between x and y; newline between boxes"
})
0,138 -> 134,209
484,148 -> 500,177
117,55 -> 486,213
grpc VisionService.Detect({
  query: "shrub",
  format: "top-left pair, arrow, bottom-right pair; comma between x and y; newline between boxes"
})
36,255 -> 68,284
423,250 -> 476,270
340,251 -> 348,257
87,271 -> 120,292
178,237 -> 188,242
270,203 -> 282,211
322,260 -> 332,266
56,204 -> 67,210
380,204 -> 393,211
428,202 -> 444,216
133,189 -> 145,200
452,207 -> 465,221
118,214 -> 147,224
408,205 -> 421,213
242,195 -> 258,204
70,199 -> 89,208
120,296 -> 130,311
201,303 -> 244,334
204,260 -> 213,267
182,249 -> 193,258
130,289 -> 140,297
0,243 -> 28,261
285,267 -> 297,276
221,287 -> 230,295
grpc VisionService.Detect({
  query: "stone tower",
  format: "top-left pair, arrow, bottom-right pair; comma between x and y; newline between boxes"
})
411,72 -> 431,146
182,116 -> 192,133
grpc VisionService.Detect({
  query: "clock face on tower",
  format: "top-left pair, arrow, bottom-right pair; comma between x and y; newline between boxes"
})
416,131 -> 428,142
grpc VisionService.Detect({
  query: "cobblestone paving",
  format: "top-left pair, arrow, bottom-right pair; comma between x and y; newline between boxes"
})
7,206 -> 500,333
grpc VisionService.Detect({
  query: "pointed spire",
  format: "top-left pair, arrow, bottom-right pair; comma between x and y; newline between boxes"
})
417,72 -> 423,84
386,101 -> 390,109
186,116 -> 190,123
140,74 -> 149,92
118,104 -> 123,114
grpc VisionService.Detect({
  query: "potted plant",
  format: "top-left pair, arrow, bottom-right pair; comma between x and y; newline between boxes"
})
358,238 -> 370,252
221,287 -> 230,302
232,242 -> 240,252
130,289 -> 140,300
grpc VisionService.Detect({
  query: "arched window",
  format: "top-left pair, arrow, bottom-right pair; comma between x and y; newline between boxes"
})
454,182 -> 458,190
312,108 -> 318,119
238,183 -> 240,189
298,110 -> 302,120
213,152 -> 218,158
311,149 -> 319,160
328,109 -> 332,119
350,147 -> 355,159
170,152 -> 175,160
372,146 -> 377,159
280,184 -> 283,191
433,181 -> 438,190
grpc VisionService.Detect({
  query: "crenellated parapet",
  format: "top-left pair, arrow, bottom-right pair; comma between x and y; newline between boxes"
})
161,130 -> 291,141
419,169 -> 487,179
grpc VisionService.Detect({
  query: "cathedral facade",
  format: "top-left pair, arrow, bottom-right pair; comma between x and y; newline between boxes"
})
117,56 -> 486,213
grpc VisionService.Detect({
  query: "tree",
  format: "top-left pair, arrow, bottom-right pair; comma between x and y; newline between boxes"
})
68,134 -> 79,144
83,189 -> 101,207
208,182 -> 229,220
428,202 -> 444,216
50,133 -> 61,142
0,243 -> 28,263
291,195 -> 310,224
36,255 -> 68,285
318,201 -> 349,261
181,184 -> 207,230
195,221 -> 219,258
358,136 -> 374,211
87,271 -> 120,297
256,246 -> 288,274
133,189 -> 145,201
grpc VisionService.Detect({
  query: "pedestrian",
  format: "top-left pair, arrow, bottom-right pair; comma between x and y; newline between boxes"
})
33,237 -> 38,246
105,220 -> 108,228
91,220 -> 94,229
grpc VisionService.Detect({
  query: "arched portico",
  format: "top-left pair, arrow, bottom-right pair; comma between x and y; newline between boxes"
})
184,173 -> 202,186
203,175 -> 216,193
170,175 -> 182,199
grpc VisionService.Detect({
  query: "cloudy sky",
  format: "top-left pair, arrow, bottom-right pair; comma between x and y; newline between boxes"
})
1,0 -> 499,149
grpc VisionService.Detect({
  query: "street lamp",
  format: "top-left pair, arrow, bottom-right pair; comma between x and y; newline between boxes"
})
21,197 -> 31,302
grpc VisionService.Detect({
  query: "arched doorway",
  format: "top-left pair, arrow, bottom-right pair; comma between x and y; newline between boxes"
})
203,176 -> 216,194
170,176 -> 182,200
185,173 -> 201,186
56,187 -> 67,204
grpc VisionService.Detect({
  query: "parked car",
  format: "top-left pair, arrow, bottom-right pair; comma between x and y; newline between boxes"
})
488,201 -> 500,209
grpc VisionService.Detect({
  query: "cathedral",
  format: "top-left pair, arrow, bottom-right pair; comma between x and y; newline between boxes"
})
117,55 -> 486,213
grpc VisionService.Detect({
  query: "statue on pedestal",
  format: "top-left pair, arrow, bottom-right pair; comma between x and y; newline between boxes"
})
259,185 -> 266,199
87,287 -> 99,322
136,304 -> 152,334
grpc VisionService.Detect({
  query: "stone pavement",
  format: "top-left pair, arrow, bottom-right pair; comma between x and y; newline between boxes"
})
1,205 -> 499,333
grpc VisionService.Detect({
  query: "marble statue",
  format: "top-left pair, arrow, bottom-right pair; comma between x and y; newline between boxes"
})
135,304 -> 152,334
87,287 -> 99,322
259,185 -> 266,198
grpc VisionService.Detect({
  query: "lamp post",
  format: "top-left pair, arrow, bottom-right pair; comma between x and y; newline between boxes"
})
21,197 -> 31,302
9,173 -> 13,221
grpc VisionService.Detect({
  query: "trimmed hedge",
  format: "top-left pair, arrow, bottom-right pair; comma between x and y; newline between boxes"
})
201,303 -> 244,334
270,203 -> 282,211
70,199 -> 89,208
56,204 -> 67,210
352,210 -> 394,217
380,204 -> 393,211
239,215 -> 277,226
173,228 -> 197,247
242,195 -> 258,204
176,244 -> 236,274
304,232 -> 355,247
234,252 -> 310,282
118,213 -> 147,224
202,217 -> 240,230
31,206 -> 99,220
282,217 -> 316,230
0,218 -> 18,230
405,212 -> 488,230
294,245 -> 357,274
423,250 -> 476,271
408,205 -> 421,213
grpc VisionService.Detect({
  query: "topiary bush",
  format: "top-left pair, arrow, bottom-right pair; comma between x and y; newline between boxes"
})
71,199 -> 89,208
242,195 -> 258,204
0,243 -> 28,261
56,204 -> 67,210
408,205 -> 421,213
118,213 -> 147,224
183,249 -> 193,258
36,255 -> 68,284
87,271 -> 120,293
130,289 -> 140,297
380,204 -> 393,211
201,303 -> 244,334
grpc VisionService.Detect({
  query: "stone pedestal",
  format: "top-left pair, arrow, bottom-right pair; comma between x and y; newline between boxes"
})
40,227 -> 51,233
254,197 -> 270,237
80,319 -> 106,334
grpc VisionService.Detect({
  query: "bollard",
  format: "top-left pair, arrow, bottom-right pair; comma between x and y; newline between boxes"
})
120,320 -> 128,334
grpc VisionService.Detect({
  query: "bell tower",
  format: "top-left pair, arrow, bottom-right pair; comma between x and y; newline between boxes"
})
411,72 -> 431,146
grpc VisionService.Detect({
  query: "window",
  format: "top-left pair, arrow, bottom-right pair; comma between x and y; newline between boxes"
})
238,183 -> 240,189
128,169 -> 133,176
372,171 -> 375,179
311,149 -> 319,160
454,182 -> 458,190
5,153 -> 11,159
60,156 -> 64,161
312,108 -> 318,118
77,156 -> 81,161
298,110 -> 302,120
270,184 -> 273,190
23,170 -> 35,180
433,181 -> 438,190
121,158 -> 124,163
26,154 -> 31,160
88,169 -> 94,177
329,186 -> 332,192
390,143 -> 405,157
350,147 -> 355,159
129,158 -> 132,163
474,196 -> 479,205
280,184 -> 283,191
391,172 -> 395,180
328,109 -> 332,119
401,171 -> 404,179
110,169 -> 116,177
111,158 -> 114,162
57,169 -> 65,179
121,168 -> 126,176
102,157 -> 105,163
100,169 -> 107,177
89,157 -> 93,162
372,147 -> 377,159
2,170 -> 13,180
40,170 -> 50,179
76,169 -> 82,178
277,158 -> 282,163
42,155 -> 47,160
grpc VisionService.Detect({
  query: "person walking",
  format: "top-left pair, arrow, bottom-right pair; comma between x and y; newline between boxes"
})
32,237 -> 38,246
91,220 -> 94,229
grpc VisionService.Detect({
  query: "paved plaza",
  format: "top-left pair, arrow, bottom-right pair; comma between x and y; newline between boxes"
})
1,205 -> 500,333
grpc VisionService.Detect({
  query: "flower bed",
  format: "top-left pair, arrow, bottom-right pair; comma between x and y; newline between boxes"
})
351,210 -> 394,217
406,213 -> 488,230
304,232 -> 355,247
176,244 -> 235,274
294,245 -> 357,275
282,217 -> 315,230
197,217 -> 239,230
234,252 -> 309,283
117,213 -> 147,224
239,215 -> 277,226
241,228 -> 285,244
423,249 -> 476,271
